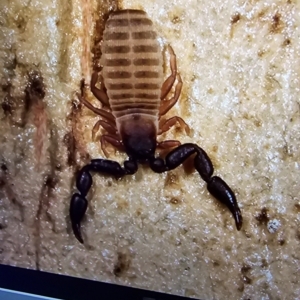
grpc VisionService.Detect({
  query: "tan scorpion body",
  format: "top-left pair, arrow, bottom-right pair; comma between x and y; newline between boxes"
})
101,9 -> 163,129
79,9 -> 189,156
71,9 -> 243,244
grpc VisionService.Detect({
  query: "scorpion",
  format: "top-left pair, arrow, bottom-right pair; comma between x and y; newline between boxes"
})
70,9 -> 243,243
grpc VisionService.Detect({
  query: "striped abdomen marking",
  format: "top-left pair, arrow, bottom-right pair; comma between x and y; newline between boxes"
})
101,10 -> 163,128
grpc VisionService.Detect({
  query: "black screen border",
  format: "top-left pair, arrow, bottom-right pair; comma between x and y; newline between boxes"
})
0,264 -> 195,300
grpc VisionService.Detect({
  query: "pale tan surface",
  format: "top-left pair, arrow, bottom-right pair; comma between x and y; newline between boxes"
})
0,0 -> 300,299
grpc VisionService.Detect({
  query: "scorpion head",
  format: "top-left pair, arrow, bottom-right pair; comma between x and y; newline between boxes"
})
120,116 -> 156,163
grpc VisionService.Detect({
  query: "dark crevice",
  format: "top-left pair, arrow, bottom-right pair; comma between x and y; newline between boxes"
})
0,168 -> 25,222
34,122 -> 60,270
63,132 -> 76,167
21,70 -> 46,127
92,1 -> 120,72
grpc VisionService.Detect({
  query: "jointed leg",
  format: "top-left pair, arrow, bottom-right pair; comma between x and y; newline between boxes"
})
90,72 -> 109,107
78,94 -> 116,124
161,45 -> 177,100
149,143 -> 243,230
100,134 -> 123,157
157,140 -> 181,149
159,46 -> 183,118
159,74 -> 183,117
92,120 -> 118,140
70,158 -> 138,243
158,116 -> 190,135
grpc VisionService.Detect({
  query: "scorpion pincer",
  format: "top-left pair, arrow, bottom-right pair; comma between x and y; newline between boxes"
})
70,9 -> 243,243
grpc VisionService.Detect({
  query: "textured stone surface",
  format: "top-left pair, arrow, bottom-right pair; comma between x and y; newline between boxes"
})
0,0 -> 299,299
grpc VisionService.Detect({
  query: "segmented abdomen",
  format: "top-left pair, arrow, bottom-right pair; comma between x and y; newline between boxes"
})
101,10 -> 163,122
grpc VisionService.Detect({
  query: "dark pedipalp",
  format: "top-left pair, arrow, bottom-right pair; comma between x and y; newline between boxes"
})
207,176 -> 242,230
150,143 -> 242,230
70,193 -> 88,243
76,166 -> 92,197
70,159 -> 138,243
70,143 -> 243,243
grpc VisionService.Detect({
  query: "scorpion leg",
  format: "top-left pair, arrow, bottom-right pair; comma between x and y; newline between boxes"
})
160,45 -> 177,100
90,72 -> 109,107
158,116 -> 190,135
92,119 -> 118,141
70,159 -> 138,243
78,93 -> 116,124
100,134 -> 123,157
149,143 -> 242,230
159,74 -> 183,117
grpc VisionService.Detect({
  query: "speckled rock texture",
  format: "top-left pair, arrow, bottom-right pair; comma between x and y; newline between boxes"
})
0,0 -> 299,299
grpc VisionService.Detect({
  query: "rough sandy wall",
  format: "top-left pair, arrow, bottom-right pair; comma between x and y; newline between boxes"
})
0,0 -> 299,299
